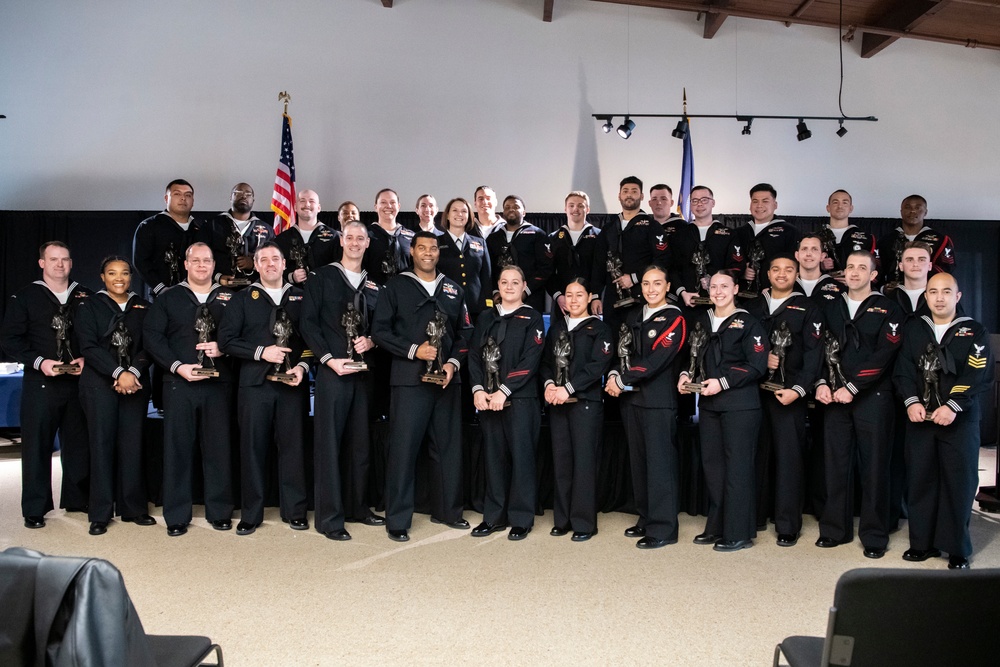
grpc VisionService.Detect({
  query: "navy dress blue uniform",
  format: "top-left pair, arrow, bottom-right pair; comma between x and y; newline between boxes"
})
894,316 -> 993,560
218,282 -> 310,527
469,305 -> 546,531
206,212 -> 275,286
485,223 -> 554,314
823,225 -> 877,274
685,308 -> 769,543
593,213 -> 670,332
275,224 -> 342,286
76,291 -> 152,524
727,220 -> 801,295
299,263 -> 380,534
143,281 -> 237,527
610,305 -> 688,542
746,291 -> 824,537
547,224 -> 601,316
132,213 -> 209,298
437,231 -> 493,321
669,221 -> 733,305
372,272 -> 471,532
541,315 -> 614,534
795,275 -> 844,309
1,281 -> 93,517
817,292 -> 903,551
876,226 -> 956,286
364,223 -> 415,287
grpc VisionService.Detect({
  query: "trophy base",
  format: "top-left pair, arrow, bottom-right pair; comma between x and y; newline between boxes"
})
884,281 -> 900,292
760,381 -> 785,393
53,363 -> 81,375
682,382 -> 704,394
344,361 -> 369,371
690,296 -> 712,306
614,297 -> 639,309
562,397 -> 579,404
192,367 -> 220,378
228,278 -> 252,288
620,384 -> 640,393
267,372 -> 297,383
737,291 -> 759,300
421,372 -> 448,385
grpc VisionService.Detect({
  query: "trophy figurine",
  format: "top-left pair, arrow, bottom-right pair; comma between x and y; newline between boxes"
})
51,304 -> 80,374
761,321 -> 792,392
918,343 -> 944,420
615,323 -> 639,392
482,335 -> 511,407
226,229 -> 252,287
289,241 -> 308,274
818,226 -> 841,277
682,321 -> 708,393
265,308 -> 296,382
497,243 -> 515,273
738,242 -> 766,299
420,310 -> 448,385
164,242 -> 181,287
607,250 -> 638,309
111,320 -> 132,370
192,304 -> 220,377
690,244 -> 713,306
341,303 -> 369,371
381,241 -> 400,281
552,330 -> 577,403
884,231 -> 907,292
822,330 -> 849,391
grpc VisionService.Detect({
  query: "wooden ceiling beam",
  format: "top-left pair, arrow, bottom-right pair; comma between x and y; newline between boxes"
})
861,0 -> 953,58
543,0 -> 554,22
381,0 -> 393,8
702,0 -> 731,39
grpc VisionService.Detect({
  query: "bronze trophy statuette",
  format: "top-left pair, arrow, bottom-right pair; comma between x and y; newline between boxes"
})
818,226 -> 842,279
192,304 -> 220,377
737,242 -> 766,300
421,310 -> 448,385
690,244 -> 713,306
822,330 -> 849,391
552,329 -> 577,403
761,321 -> 791,393
226,229 -> 252,287
607,250 -> 638,309
482,335 -> 511,407
164,242 -> 181,287
918,343 -> 944,421
289,241 -> 308,273
341,303 -> 368,371
265,308 -> 297,382
616,323 -> 640,392
682,321 -> 709,393
111,320 -> 132,370
51,304 -> 80,374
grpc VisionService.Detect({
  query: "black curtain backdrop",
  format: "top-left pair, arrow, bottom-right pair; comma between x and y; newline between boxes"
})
1,209 -> 996,355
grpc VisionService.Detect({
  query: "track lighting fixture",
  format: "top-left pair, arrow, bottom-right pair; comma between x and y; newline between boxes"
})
617,117 -> 635,139
741,117 -> 753,136
796,119 -> 812,141
602,118 -> 614,134
671,119 -> 688,140
836,120 -> 848,137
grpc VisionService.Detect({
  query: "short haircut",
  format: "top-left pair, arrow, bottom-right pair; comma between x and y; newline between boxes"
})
902,241 -> 933,258
903,194 -> 927,207
649,183 -> 673,195
749,183 -> 777,199
619,176 -> 643,191
254,241 -> 284,259
341,220 -> 368,234
338,200 -> 359,213
441,198 -> 475,234
185,241 -> 213,258
691,185 -> 714,197
374,188 -> 398,205
165,179 -> 193,193
565,191 -> 590,207
503,195 -> 525,209
768,253 -> 799,271
39,240 -> 70,259
798,233 -> 824,249
100,255 -> 132,273
415,194 -> 435,207
411,230 -> 439,244
474,185 -> 495,199
846,249 -> 876,267
828,189 -> 852,204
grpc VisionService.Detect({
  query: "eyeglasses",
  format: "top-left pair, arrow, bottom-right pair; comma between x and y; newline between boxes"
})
690,197 -> 714,205
232,190 -> 254,197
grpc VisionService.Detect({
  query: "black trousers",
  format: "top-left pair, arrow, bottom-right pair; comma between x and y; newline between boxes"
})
81,380 -> 149,523
19,375 -> 89,516
622,401 -> 680,541
480,397 -> 541,529
905,417 -> 980,558
699,405 -> 760,542
819,388 -> 894,549
237,381 -> 307,525
550,399 -> 603,533
162,380 -> 234,525
757,394 -> 808,535
385,383 -> 463,531
313,367 -> 371,534
888,403 -> 909,530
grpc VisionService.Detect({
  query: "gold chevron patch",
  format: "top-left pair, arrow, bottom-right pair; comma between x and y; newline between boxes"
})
968,356 -> 987,369
950,385 -> 970,394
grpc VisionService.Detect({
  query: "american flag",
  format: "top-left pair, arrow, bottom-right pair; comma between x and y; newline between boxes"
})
270,113 -> 296,234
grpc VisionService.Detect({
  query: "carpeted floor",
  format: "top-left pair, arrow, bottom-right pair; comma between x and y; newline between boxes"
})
1,447 -> 997,666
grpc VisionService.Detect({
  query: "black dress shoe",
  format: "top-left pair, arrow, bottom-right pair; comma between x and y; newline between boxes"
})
948,555 -> 970,569
289,518 -> 309,531
211,519 -> 232,531
636,535 -> 673,549
236,521 -> 258,536
24,516 -> 46,529
167,523 -> 188,537
508,526 -> 531,541
387,528 -> 409,542
863,546 -> 886,559
903,548 -> 941,562
815,537 -> 841,548
714,539 -> 753,552
430,517 -> 470,529
471,521 -> 508,537
324,529 -> 352,541
348,513 -> 387,526
571,531 -> 596,542
550,526 -> 570,537
122,514 -> 156,526
624,525 -> 646,538
89,522 -> 108,536
693,532 -> 721,545
776,533 -> 799,547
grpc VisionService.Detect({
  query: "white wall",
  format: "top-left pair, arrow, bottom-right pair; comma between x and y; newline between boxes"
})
1,0 -> 998,218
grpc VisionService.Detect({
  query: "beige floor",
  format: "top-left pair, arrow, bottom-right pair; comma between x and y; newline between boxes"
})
1,447 -> 998,666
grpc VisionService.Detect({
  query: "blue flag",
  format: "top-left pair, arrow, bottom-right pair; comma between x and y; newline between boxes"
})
678,118 -> 694,221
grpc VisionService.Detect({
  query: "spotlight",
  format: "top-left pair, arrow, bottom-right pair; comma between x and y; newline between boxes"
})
741,118 -> 753,136
671,118 -> 688,140
602,118 -> 614,134
617,117 -> 635,139
796,118 -> 812,141
836,120 -> 848,137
